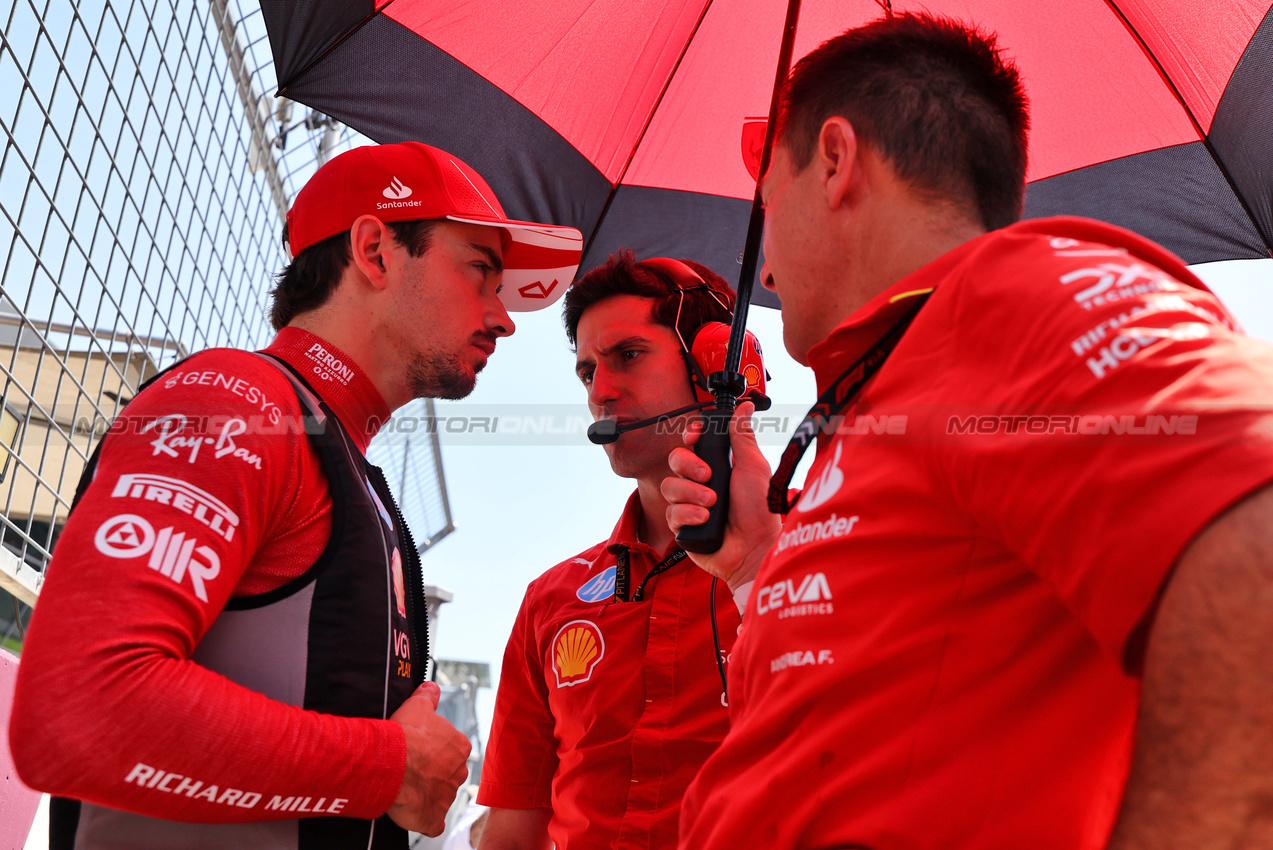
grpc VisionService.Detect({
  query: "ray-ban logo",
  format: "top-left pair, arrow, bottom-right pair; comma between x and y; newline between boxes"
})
382,177 -> 412,200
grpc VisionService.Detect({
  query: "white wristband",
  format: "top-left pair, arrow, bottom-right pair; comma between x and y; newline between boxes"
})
731,580 -> 754,615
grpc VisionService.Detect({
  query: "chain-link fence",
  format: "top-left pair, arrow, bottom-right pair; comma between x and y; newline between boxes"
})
0,0 -> 453,649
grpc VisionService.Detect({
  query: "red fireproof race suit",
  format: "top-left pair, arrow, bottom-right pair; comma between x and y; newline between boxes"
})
10,328 -> 417,833
679,218 -> 1273,850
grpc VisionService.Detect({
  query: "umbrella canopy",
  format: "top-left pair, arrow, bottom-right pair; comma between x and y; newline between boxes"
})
262,0 -> 1273,308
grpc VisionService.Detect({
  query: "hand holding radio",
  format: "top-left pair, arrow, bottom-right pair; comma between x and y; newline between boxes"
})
662,401 -> 781,590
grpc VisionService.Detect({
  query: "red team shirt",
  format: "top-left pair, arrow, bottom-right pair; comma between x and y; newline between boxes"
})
679,218 -> 1273,850
480,492 -> 741,849
11,328 -> 410,821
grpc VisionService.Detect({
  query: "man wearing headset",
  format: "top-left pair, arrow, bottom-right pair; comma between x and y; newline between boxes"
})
476,252 -> 766,850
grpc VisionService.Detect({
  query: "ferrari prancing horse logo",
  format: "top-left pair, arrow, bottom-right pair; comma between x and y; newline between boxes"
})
551,619 -> 605,688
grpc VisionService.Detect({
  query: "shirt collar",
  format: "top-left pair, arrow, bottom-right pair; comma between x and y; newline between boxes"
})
804,215 -> 1213,394
604,491 -> 668,561
263,327 -> 391,454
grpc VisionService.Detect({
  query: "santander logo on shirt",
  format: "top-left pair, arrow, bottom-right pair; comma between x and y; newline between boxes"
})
795,442 -> 844,513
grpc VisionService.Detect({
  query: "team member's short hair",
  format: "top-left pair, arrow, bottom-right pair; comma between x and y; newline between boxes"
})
563,250 -> 735,349
269,219 -> 437,330
778,12 -> 1029,231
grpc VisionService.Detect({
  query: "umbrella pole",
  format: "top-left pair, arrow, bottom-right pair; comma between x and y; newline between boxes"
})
726,0 -> 803,376
677,0 -> 803,554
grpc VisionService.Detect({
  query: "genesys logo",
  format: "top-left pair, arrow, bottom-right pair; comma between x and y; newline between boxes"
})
111,473 -> 239,543
795,442 -> 844,513
756,572 -> 833,619
161,370 -> 282,426
94,514 -> 221,602
552,619 -> 605,688
576,566 -> 617,603
143,415 -> 262,471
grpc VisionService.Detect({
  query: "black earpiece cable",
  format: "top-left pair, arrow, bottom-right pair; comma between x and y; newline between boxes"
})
711,576 -> 729,704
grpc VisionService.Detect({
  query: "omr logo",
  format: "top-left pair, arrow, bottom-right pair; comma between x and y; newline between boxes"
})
95,514 -> 155,558
518,279 -> 560,300
576,566 -> 617,603
382,177 -> 412,200
94,514 -> 221,602
552,619 -> 605,687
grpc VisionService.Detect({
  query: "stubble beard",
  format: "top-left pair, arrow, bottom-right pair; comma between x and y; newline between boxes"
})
406,348 -> 477,400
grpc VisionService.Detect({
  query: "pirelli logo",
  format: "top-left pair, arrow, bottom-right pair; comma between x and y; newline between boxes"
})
111,473 -> 239,542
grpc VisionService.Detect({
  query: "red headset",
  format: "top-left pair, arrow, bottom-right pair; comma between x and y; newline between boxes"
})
634,257 -> 770,406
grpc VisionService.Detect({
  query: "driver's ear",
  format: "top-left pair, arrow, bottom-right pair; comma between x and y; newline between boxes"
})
349,215 -> 392,289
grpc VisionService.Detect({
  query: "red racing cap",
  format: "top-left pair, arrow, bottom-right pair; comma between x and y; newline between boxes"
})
285,141 -> 583,312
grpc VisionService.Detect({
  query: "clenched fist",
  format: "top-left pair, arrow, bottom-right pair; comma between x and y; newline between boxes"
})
387,682 -> 472,836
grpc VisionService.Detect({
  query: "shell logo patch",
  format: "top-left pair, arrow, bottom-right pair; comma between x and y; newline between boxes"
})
551,619 -> 605,687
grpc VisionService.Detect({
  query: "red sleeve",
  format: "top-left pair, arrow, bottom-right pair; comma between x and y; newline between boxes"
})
9,351 -> 405,822
478,579 -> 558,809
938,230 -> 1273,664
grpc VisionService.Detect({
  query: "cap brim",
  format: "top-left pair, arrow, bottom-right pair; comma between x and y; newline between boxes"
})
448,215 -> 583,312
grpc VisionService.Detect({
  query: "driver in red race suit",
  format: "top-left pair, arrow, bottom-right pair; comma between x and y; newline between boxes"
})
476,254 -> 767,850
660,13 -> 1273,850
10,142 -> 582,850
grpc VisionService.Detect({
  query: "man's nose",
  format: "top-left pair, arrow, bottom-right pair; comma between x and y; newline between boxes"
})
488,297 -> 515,338
588,366 -> 620,408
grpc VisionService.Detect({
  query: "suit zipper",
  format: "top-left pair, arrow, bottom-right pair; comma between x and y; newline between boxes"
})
383,479 -> 429,686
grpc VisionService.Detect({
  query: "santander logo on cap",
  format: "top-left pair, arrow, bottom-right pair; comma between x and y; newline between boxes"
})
382,177 -> 413,200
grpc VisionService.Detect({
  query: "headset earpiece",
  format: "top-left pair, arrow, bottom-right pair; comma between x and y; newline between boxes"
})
633,257 -> 769,406
688,322 -> 768,405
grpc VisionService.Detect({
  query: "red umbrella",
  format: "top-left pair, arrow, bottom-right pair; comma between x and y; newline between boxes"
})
262,0 -> 1273,313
